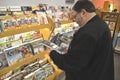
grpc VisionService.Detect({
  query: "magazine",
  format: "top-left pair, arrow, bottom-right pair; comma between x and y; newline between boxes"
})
23,72 -> 35,80
34,68 -> 46,80
4,44 -> 33,65
7,72 -> 24,80
0,52 -> 8,70
30,38 -> 45,54
42,63 -> 54,77
41,40 -> 64,54
24,61 -> 40,74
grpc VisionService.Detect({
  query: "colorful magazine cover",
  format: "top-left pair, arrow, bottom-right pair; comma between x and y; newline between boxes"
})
0,52 -> 8,70
30,38 -> 45,54
34,68 -> 46,80
6,72 -> 24,80
24,61 -> 40,74
4,44 -> 33,65
4,48 -> 24,65
42,63 -> 54,77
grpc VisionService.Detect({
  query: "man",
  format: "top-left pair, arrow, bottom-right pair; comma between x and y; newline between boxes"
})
49,0 -> 114,80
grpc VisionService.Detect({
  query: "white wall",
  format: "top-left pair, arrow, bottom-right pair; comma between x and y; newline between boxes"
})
0,0 -> 78,7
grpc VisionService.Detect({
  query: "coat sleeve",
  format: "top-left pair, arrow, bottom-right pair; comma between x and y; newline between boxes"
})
49,33 -> 96,72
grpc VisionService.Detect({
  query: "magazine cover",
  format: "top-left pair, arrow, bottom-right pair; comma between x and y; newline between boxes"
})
23,72 -> 35,80
0,36 -> 13,52
109,21 -> 115,30
41,40 -> 64,54
36,12 -> 48,24
50,33 -> 63,46
32,31 -> 43,39
30,38 -> 45,54
24,61 -> 40,74
42,63 -> 54,77
4,48 -> 24,65
34,68 -> 46,80
4,44 -> 33,65
21,32 -> 34,43
8,72 -> 24,80
20,44 -> 34,58
39,58 -> 48,67
0,52 -> 8,70
59,31 -> 73,44
50,31 -> 74,54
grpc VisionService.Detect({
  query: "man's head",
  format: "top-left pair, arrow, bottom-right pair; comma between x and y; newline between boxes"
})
70,0 -> 96,26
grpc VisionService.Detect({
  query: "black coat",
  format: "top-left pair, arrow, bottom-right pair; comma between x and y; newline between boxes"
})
50,15 -> 114,80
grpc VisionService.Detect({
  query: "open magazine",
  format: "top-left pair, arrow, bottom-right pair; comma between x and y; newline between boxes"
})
40,40 -> 64,54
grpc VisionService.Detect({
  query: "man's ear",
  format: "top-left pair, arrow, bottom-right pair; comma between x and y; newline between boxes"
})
81,9 -> 87,16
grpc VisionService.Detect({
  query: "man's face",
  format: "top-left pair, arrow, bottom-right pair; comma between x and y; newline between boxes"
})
70,10 -> 83,26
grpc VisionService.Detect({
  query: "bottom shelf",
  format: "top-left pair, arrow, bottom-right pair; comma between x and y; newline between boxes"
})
0,50 -> 63,80
44,53 -> 63,77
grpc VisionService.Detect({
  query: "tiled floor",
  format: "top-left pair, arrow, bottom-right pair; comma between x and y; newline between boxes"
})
55,53 -> 120,80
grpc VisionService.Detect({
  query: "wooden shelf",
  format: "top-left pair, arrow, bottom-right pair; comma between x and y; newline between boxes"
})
0,24 -> 50,38
103,18 -> 117,22
0,50 -> 48,76
59,20 -> 73,24
0,16 -> 72,79
0,16 -> 54,39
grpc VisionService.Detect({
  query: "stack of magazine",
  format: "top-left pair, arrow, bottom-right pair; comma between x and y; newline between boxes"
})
0,38 -> 44,70
2,58 -> 54,80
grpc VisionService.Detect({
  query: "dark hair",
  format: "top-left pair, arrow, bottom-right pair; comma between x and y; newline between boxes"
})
72,0 -> 96,13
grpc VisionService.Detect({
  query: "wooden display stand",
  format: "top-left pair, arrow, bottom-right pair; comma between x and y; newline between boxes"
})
0,15 -> 71,79
96,11 -> 120,54
0,16 -> 55,79
101,12 -> 119,41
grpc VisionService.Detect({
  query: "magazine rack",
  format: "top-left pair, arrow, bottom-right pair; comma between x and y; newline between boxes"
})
0,16 -> 56,79
0,14 -> 72,79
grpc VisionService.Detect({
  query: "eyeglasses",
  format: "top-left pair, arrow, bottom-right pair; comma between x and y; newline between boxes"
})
70,13 -> 79,21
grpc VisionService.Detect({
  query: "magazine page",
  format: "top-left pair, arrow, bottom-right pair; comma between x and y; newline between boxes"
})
41,40 -> 64,54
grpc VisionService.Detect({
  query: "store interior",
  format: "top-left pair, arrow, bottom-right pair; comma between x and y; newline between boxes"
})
0,0 -> 120,80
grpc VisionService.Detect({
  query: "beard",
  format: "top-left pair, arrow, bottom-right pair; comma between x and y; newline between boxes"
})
76,16 -> 82,26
